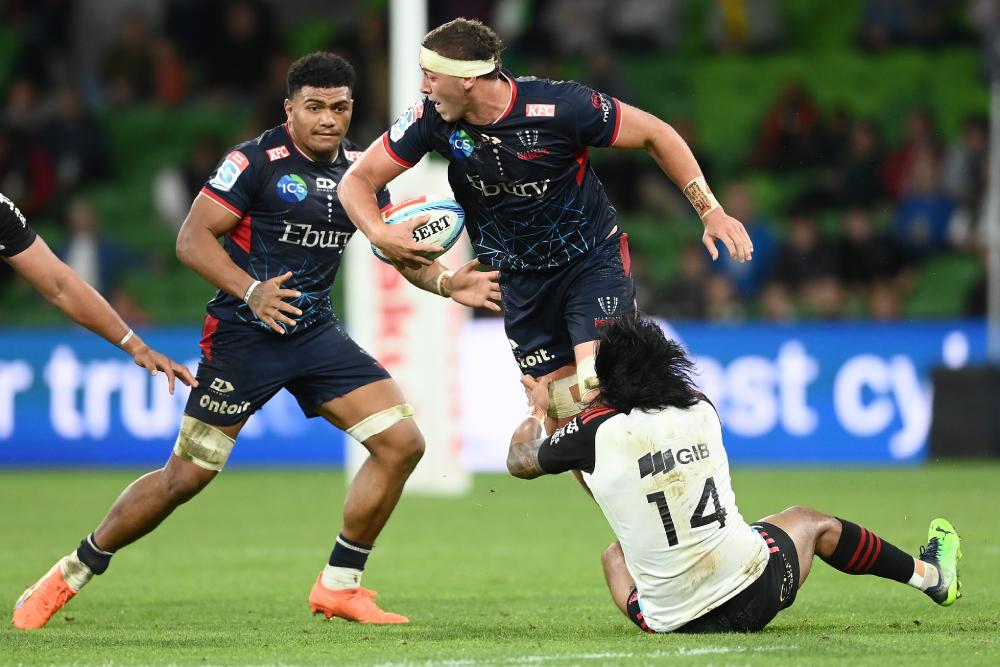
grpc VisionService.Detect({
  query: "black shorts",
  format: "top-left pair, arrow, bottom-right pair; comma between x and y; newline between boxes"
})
627,522 -> 800,634
185,316 -> 391,426
501,232 -> 636,377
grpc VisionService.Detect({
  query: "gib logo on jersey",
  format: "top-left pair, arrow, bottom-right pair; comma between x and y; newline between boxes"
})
450,129 -> 475,159
277,174 -> 308,203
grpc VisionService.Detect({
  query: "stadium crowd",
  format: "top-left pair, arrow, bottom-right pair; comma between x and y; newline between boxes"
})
0,0 -> 991,322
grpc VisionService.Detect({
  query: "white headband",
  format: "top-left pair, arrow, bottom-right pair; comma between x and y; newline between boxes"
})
419,46 -> 497,78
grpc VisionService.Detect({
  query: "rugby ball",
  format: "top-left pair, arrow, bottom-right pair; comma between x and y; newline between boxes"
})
372,195 -> 465,264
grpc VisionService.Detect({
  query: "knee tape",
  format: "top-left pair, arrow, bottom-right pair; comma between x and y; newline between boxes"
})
548,374 -> 583,419
173,415 -> 235,471
347,403 -> 414,442
577,355 -> 599,401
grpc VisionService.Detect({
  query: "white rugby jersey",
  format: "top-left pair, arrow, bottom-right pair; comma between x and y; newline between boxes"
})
537,400 -> 768,632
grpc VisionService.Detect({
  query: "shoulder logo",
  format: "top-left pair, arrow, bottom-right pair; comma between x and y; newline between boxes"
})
591,92 -> 611,123
267,145 -> 290,162
0,192 -> 26,226
277,174 -> 308,203
389,100 -> 424,142
449,128 -> 475,159
526,103 -> 555,117
209,150 -> 250,192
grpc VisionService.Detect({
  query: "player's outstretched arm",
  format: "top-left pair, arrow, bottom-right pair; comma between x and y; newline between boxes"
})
5,236 -> 196,393
612,103 -> 753,263
177,194 -> 302,334
506,376 -> 551,479
398,259 -> 501,311
340,141 -> 441,268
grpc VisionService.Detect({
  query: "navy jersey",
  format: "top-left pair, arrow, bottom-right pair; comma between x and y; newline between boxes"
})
0,192 -> 36,258
200,124 -> 390,334
383,73 -> 622,271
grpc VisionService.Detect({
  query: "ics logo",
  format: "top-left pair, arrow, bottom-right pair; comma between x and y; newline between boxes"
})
450,129 -> 475,159
277,174 -> 308,203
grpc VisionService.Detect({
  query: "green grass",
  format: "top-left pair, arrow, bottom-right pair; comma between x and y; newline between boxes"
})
1,465 -> 998,665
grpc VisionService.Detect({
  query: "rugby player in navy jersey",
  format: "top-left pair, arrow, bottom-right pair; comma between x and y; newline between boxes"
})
340,18 -> 753,439
13,52 -> 498,630
0,192 -> 193,392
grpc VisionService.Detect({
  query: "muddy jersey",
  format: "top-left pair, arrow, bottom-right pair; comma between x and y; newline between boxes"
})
383,73 -> 622,271
0,193 -> 36,258
200,124 -> 390,334
537,401 -> 769,632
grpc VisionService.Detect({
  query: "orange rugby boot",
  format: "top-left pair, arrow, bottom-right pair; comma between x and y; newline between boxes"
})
13,559 -> 77,630
308,574 -> 409,624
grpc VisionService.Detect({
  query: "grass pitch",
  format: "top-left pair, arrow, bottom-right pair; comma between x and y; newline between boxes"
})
1,463 -> 998,666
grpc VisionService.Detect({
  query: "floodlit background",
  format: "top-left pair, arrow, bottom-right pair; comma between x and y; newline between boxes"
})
0,0 -> 997,469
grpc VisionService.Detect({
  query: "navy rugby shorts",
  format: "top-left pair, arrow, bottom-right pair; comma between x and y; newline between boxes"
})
185,316 -> 391,426
501,231 -> 636,378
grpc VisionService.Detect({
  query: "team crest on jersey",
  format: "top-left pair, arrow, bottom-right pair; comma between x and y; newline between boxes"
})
277,174 -> 308,203
526,103 -> 555,117
450,128 -> 475,159
515,129 -> 549,160
389,101 -> 424,142
598,296 -> 619,315
267,146 -> 290,161
209,150 -> 250,192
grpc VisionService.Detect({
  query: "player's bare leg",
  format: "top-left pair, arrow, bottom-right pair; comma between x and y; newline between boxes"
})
307,378 -> 423,624
760,506 -> 961,604
601,541 -> 634,615
13,419 -> 241,630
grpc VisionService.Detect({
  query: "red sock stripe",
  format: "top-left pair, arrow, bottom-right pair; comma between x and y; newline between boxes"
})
855,529 -> 878,573
844,527 -> 869,571
859,534 -> 883,574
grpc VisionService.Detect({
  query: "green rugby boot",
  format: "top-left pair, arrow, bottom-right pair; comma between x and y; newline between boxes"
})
920,518 -> 962,606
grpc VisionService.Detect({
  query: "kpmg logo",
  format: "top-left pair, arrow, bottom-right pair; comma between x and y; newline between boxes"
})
466,174 -> 550,198
279,222 -> 352,249
450,128 -> 475,159
277,174 -> 308,203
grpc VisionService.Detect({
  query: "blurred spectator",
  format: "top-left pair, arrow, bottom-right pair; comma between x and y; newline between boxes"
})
706,0 -> 786,53
837,207 -> 909,289
882,109 -> 941,200
204,0 -> 277,99
43,87 -> 112,191
712,181 -> 776,297
58,197 -> 149,323
754,81 -> 823,172
943,114 -> 989,249
894,147 -> 954,257
0,131 -> 57,218
542,0 -> 608,56
100,13 -> 155,105
825,118 -> 887,207
609,0 -> 684,53
153,134 -> 225,230
759,282 -> 796,322
153,37 -> 189,106
773,208 -> 843,318
867,279 -> 904,321
655,242 -> 710,319
3,0 -> 75,88
859,0 -> 972,50
704,273 -> 746,321
3,78 -> 46,135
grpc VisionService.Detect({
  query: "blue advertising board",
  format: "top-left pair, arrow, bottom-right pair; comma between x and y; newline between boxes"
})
0,321 -> 987,467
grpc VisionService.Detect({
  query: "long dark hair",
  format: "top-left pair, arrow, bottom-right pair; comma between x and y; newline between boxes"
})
594,313 -> 701,413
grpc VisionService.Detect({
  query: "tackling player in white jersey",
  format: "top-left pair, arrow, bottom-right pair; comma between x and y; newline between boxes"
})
506,313 -> 963,633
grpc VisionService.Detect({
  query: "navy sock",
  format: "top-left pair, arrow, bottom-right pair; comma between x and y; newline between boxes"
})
76,533 -> 114,575
328,533 -> 372,570
821,518 -> 913,583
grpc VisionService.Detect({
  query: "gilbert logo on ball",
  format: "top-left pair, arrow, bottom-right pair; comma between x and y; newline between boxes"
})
372,195 -> 465,264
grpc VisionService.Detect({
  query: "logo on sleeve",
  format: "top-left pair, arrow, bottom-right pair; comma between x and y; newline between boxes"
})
450,128 -> 475,159
266,146 -> 290,161
209,150 -> 250,192
389,100 -> 424,142
591,93 -> 611,123
277,174 -> 308,203
526,103 -> 555,117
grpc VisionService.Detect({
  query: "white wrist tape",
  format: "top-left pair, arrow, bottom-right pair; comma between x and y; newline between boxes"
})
683,176 -> 720,219
548,374 -> 583,419
243,280 -> 261,304
118,328 -> 134,348
419,46 -> 497,78
435,270 -> 454,297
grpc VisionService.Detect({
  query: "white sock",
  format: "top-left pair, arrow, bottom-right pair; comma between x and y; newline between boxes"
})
59,552 -> 94,592
322,565 -> 362,590
907,560 -> 940,590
